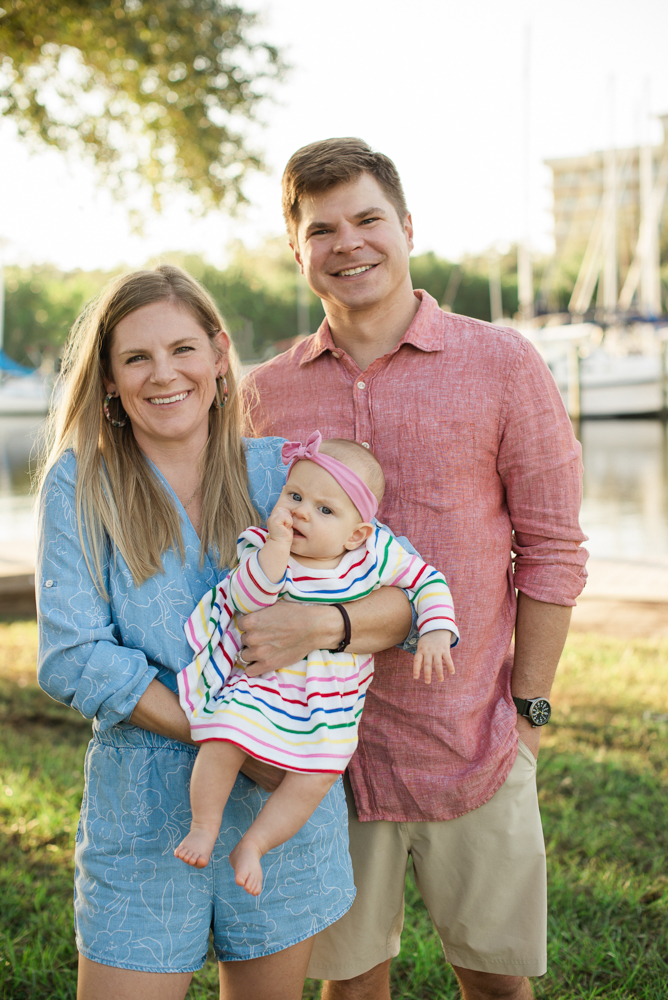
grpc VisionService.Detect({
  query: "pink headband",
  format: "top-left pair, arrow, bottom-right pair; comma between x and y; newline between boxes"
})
281,430 -> 378,522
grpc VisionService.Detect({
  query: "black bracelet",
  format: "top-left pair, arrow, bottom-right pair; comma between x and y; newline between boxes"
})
329,603 -> 351,653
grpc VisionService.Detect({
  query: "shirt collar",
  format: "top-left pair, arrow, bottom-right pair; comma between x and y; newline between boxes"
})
299,290 -> 444,366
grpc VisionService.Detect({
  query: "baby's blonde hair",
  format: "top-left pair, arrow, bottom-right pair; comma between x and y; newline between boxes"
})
318,439 -> 386,506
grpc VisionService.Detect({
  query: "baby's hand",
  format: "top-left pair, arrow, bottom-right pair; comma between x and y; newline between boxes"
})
267,504 -> 294,545
413,630 -> 455,684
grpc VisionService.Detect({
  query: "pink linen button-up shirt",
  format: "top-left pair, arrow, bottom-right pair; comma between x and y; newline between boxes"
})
243,290 -> 588,822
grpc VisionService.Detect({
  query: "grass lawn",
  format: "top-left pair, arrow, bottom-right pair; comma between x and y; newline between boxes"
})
0,619 -> 666,999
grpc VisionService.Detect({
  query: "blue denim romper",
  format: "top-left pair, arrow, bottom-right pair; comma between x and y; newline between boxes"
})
37,439 -> 356,972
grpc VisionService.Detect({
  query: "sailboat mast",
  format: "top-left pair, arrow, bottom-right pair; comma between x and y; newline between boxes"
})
602,78 -> 618,319
517,22 -> 534,323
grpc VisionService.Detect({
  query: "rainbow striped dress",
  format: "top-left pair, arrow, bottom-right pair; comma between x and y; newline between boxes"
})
178,525 -> 458,773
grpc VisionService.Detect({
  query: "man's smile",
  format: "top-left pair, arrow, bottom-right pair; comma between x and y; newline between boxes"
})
334,264 -> 379,277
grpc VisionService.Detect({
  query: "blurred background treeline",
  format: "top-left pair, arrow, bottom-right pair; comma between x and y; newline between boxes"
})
4,244 -> 587,368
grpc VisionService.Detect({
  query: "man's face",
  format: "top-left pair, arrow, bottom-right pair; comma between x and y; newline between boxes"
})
292,173 -> 414,313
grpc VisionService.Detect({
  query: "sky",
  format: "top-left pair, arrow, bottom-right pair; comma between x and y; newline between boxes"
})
1,0 -> 668,272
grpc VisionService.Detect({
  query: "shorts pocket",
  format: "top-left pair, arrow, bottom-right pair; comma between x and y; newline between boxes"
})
517,738 -> 538,769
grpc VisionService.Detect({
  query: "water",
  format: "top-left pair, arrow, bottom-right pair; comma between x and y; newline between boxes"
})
2,416 -> 668,568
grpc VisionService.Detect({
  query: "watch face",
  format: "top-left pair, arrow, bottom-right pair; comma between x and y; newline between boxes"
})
529,698 -> 551,726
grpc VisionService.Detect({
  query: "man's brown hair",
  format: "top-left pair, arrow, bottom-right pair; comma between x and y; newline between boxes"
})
282,137 -> 408,244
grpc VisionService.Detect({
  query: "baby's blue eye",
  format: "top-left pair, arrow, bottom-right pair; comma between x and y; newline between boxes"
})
319,506 -> 333,515
289,492 -> 302,503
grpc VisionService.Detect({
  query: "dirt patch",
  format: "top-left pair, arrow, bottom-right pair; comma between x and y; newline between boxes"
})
571,599 -> 668,640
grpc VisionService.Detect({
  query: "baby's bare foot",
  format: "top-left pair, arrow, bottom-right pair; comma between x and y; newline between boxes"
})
229,838 -> 264,896
174,826 -> 217,868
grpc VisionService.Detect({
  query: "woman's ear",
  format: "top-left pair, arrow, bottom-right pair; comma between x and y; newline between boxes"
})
344,523 -> 374,550
213,330 -> 231,378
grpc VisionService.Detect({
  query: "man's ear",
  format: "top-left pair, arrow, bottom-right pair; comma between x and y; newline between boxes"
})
290,240 -> 305,274
344,523 -> 374,550
404,212 -> 414,254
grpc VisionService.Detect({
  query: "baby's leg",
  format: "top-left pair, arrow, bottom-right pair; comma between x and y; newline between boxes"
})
175,740 -> 246,868
229,771 -> 339,895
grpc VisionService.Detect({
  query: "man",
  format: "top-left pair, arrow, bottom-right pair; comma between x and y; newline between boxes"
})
241,137 -> 587,1000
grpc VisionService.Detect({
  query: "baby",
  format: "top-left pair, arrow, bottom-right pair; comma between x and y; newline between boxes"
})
175,432 -> 459,894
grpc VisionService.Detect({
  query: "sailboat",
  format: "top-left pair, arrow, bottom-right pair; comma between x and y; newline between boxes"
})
524,112 -> 668,418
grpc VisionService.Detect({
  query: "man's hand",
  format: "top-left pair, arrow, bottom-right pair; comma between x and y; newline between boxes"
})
413,630 -> 455,684
238,603 -> 342,675
239,755 -> 286,793
515,713 -> 541,760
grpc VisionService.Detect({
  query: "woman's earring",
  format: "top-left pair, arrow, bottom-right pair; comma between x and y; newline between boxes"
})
215,375 -> 228,410
103,392 -> 128,427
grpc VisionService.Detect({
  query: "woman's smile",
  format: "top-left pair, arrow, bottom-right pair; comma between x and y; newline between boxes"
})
147,389 -> 193,406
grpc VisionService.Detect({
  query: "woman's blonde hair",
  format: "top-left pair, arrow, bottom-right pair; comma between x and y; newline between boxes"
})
37,263 -> 258,597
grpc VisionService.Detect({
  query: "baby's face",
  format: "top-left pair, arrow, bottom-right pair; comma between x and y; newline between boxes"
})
279,460 -> 366,560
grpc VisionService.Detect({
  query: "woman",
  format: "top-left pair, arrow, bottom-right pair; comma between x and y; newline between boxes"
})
36,264 -> 413,1000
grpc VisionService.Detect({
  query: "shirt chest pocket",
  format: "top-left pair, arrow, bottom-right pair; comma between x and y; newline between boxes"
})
398,419 -> 477,512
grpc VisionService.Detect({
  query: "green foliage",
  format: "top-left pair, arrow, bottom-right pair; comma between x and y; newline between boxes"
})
0,0 -> 283,212
409,250 -> 521,323
181,242 -> 325,356
1,621 -> 667,998
3,265 -> 109,368
2,244 -> 578,371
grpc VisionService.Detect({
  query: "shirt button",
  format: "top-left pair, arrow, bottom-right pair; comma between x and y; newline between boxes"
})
361,441 -> 370,449
332,352 -> 340,359
45,579 -> 54,588
357,381 -> 366,389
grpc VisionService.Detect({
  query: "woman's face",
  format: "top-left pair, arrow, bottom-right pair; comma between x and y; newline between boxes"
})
104,299 -> 228,455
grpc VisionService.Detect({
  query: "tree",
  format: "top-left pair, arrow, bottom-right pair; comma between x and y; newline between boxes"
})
0,0 -> 283,212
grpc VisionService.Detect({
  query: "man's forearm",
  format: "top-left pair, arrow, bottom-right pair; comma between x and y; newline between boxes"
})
240,586 -> 413,676
345,585 -> 413,653
512,591 -> 572,756
512,591 -> 572,696
302,586 -> 413,656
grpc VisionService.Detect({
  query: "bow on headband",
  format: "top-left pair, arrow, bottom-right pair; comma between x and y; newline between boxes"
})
281,430 -> 378,522
281,429 -> 323,466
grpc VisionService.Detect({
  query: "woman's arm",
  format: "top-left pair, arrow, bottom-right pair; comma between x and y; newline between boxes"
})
239,586 -> 413,676
130,679 -> 285,791
37,455 -> 159,729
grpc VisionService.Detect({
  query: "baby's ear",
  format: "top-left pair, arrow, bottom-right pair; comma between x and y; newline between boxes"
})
344,522 -> 374,550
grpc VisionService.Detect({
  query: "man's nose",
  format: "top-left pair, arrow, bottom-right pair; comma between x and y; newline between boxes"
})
333,222 -> 364,254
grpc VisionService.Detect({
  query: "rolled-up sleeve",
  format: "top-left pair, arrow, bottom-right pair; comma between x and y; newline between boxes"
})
497,339 -> 588,606
36,456 -> 159,729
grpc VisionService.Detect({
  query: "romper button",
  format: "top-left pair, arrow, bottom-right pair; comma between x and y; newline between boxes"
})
332,352 -> 340,359
45,579 -> 54,588
357,381 -> 366,389
361,442 -> 370,449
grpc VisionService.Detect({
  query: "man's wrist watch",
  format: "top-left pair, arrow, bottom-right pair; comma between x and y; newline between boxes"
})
513,695 -> 552,727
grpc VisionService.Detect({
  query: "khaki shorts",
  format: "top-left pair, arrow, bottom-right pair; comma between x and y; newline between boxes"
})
307,740 -> 547,981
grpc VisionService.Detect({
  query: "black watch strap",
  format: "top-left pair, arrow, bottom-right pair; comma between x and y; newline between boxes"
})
513,696 -> 532,717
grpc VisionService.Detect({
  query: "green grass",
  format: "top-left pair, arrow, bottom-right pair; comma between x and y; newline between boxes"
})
0,622 -> 666,999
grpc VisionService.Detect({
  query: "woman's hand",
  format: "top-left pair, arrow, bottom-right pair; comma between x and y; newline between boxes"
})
239,757 -> 286,792
238,603 -> 341,674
